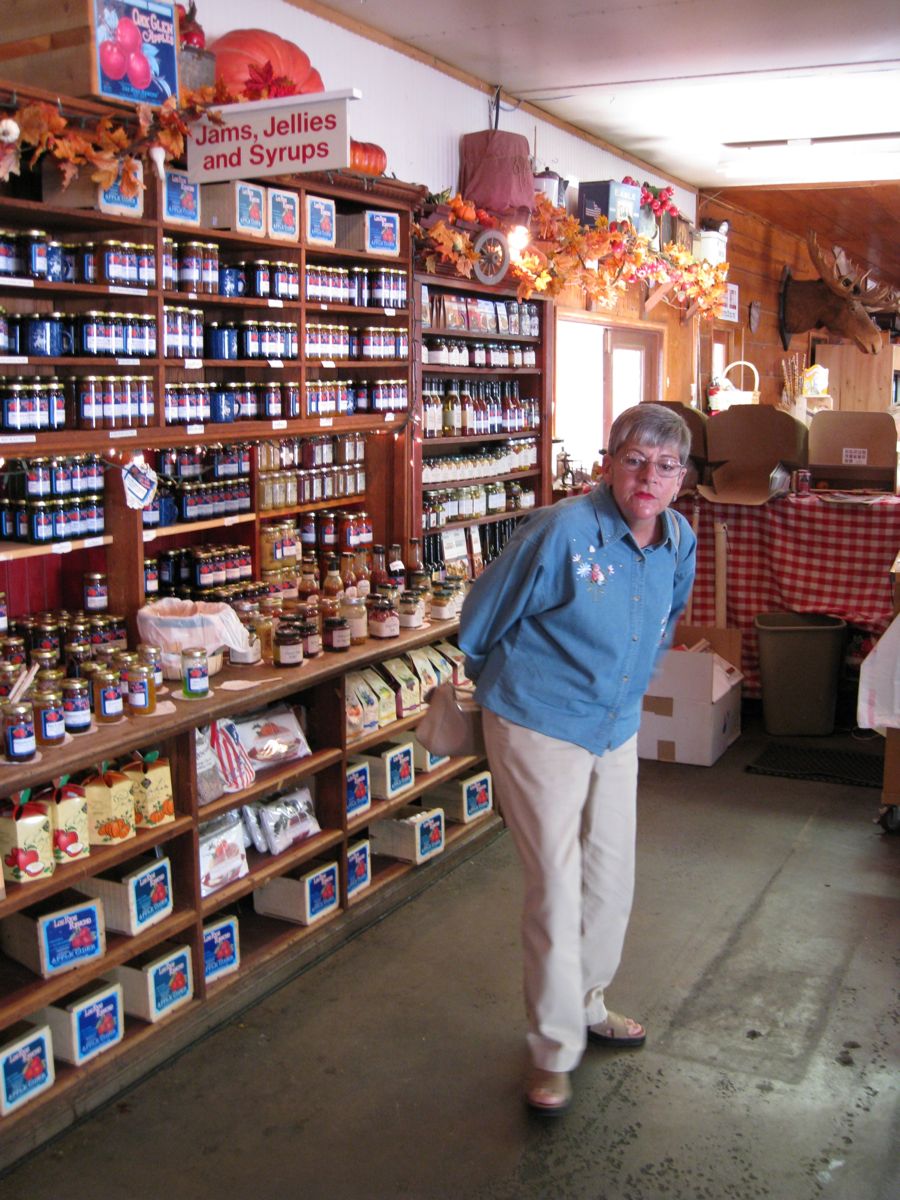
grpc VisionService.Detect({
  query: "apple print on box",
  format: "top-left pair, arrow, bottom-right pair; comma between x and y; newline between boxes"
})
94,1 -> 179,106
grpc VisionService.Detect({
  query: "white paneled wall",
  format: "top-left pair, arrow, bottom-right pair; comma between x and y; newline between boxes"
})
205,1 -> 696,221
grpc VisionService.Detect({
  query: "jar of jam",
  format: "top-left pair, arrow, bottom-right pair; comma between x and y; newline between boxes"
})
0,663 -> 20,699
113,651 -> 139,690
431,586 -> 456,620
181,646 -> 209,697
1,636 -> 26,666
63,639 -> 91,679
340,596 -> 368,645
34,690 -> 65,747
30,648 -> 58,674
126,663 -> 156,715
367,596 -> 400,639
137,644 -> 163,691
3,700 -> 36,761
273,623 -> 304,668
83,572 -> 109,612
298,619 -> 322,658
92,668 -> 124,722
323,616 -> 351,652
61,678 -> 91,733
398,590 -> 425,629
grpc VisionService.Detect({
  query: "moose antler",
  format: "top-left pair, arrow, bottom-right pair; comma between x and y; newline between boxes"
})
807,231 -> 900,313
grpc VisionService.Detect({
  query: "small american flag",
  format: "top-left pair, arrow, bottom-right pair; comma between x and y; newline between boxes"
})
209,720 -> 256,792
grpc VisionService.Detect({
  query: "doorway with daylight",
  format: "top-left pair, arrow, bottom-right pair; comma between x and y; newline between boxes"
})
554,312 -> 664,485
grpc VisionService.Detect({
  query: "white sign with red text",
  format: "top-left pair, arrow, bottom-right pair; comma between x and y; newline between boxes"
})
186,89 -> 359,184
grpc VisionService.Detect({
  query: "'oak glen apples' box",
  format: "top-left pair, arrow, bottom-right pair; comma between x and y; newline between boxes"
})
427,770 -> 493,824
336,209 -> 400,255
253,861 -> 339,926
0,1022 -> 55,1117
346,839 -> 371,899
267,186 -> 300,242
76,855 -> 173,935
638,627 -> 743,767
203,916 -> 240,984
38,980 -> 123,1067
345,758 -> 371,819
369,806 -> 444,865
0,890 -> 106,979
201,180 -> 266,237
358,741 -> 415,801
111,942 -> 193,1023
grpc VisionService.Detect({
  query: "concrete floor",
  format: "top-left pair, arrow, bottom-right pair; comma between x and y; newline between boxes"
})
1,715 -> 898,1200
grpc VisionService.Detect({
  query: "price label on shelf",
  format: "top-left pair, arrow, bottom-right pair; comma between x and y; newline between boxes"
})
51,541 -> 73,555
3,278 -> 34,288
143,529 -> 157,543
0,356 -> 28,365
116,357 -> 140,366
0,434 -> 36,444
321,359 -> 336,370
319,303 -> 329,311
267,298 -> 284,309
224,516 -> 239,526
83,537 -> 105,549
383,307 -> 396,317
319,417 -> 334,427
109,285 -> 148,296
271,419 -> 287,430
184,358 -> 203,370
385,412 -> 395,422
268,359 -> 284,368
109,429 -> 138,439
186,424 -> 205,435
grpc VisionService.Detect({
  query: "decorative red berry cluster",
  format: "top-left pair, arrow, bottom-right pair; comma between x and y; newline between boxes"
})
622,176 -> 679,217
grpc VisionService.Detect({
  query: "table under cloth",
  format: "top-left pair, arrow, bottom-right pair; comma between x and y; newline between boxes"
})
674,493 -> 900,696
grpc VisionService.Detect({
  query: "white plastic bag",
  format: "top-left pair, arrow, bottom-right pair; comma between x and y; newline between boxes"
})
136,597 -> 250,679
857,612 -> 900,731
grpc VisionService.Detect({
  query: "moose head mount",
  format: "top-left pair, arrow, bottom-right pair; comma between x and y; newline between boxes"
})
779,231 -> 900,355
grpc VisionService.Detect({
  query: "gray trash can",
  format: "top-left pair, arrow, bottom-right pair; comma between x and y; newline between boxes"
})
754,613 -> 847,735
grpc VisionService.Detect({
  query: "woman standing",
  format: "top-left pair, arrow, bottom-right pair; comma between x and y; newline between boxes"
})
458,403 -> 696,1113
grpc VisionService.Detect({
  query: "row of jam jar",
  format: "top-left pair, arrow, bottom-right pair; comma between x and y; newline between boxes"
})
0,229 -> 156,289
257,464 -> 366,510
0,309 -> 157,357
0,494 -> 105,544
141,479 -> 252,527
0,609 -> 127,664
421,440 -> 539,484
0,375 -> 152,433
305,323 -> 408,360
257,432 -> 366,472
305,377 -> 408,415
428,295 -> 541,338
304,265 -> 408,309
3,454 -> 105,500
422,481 -> 536,528
423,338 -> 538,368
164,240 -> 301,300
158,444 -> 252,482
148,545 -> 255,595
163,380 -> 300,425
162,307 -> 299,360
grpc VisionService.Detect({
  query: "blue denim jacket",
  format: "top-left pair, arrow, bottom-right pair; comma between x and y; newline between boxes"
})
458,484 -> 697,754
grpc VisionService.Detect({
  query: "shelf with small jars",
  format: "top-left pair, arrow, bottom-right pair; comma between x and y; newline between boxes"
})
410,272 -> 553,572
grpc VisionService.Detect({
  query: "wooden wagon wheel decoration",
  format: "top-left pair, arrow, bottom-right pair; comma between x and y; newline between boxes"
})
473,228 -> 510,285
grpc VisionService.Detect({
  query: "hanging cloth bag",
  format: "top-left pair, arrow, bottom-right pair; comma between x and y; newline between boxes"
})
458,89 -> 535,215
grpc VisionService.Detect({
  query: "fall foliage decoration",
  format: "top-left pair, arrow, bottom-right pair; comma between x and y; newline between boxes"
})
207,28 -> 324,99
417,192 -> 729,315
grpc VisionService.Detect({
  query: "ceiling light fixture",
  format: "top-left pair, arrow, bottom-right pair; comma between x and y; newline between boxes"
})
723,131 -> 900,151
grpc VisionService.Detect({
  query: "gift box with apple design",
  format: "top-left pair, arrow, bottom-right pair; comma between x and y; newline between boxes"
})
38,980 -> 124,1067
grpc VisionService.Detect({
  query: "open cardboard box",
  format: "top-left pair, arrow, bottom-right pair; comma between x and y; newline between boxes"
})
659,401 -> 708,496
697,406 -> 808,505
808,411 -> 897,492
638,625 -> 743,766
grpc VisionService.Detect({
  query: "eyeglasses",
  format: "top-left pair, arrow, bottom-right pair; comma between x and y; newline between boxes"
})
617,451 -> 685,478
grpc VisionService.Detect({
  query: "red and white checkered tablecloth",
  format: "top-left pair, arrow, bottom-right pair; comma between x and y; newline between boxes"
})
674,494 -> 900,695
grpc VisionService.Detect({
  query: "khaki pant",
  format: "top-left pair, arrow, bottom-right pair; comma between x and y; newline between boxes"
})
483,710 -> 639,1072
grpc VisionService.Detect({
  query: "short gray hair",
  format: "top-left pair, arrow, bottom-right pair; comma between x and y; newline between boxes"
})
607,403 -> 691,464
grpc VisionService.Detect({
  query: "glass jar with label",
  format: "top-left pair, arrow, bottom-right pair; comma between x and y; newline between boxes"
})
299,619 -> 322,658
398,590 -> 425,629
323,616 -> 351,652
273,622 -> 304,668
431,585 -> 456,620
61,678 -> 91,733
92,668 -> 124,723
3,700 -> 36,761
126,664 -> 156,715
340,595 -> 368,645
137,644 -> 163,691
33,690 -> 65,747
181,647 -> 209,698
83,572 -> 108,612
367,596 -> 399,639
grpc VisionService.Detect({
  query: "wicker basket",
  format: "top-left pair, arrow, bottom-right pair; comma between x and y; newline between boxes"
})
710,360 -> 760,412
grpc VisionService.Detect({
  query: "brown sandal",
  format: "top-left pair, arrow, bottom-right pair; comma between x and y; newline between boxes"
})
587,1011 -> 646,1048
525,1068 -> 572,1114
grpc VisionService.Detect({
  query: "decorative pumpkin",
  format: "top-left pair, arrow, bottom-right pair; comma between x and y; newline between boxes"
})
208,28 -> 324,98
350,139 -> 387,177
